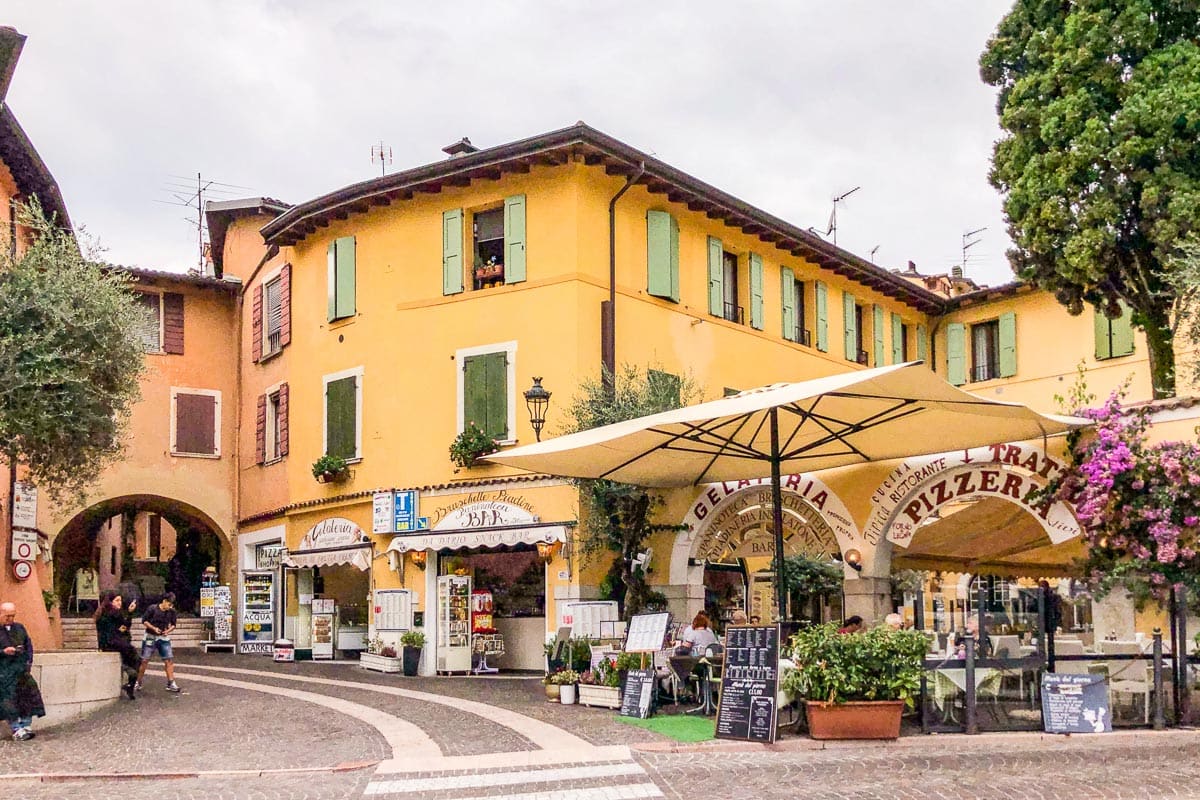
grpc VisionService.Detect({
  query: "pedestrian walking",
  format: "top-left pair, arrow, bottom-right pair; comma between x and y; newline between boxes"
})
95,590 -> 141,700
135,593 -> 182,693
0,601 -> 45,741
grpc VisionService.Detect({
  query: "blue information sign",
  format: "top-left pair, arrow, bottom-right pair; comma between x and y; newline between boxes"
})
394,490 -> 419,532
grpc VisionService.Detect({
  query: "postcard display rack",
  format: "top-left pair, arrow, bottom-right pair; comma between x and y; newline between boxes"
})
240,570 -> 276,654
437,575 -> 472,674
471,589 -> 505,674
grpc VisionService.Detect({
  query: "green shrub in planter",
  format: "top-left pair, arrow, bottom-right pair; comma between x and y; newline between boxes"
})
782,622 -> 928,706
400,631 -> 426,649
449,422 -> 499,467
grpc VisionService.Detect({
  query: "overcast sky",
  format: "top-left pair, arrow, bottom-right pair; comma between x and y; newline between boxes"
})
7,1 -> 1018,286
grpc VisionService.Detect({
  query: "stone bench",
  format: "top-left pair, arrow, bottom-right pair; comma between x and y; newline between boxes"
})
31,650 -> 121,729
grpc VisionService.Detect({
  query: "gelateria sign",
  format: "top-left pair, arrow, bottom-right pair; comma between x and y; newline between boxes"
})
865,443 -> 1082,547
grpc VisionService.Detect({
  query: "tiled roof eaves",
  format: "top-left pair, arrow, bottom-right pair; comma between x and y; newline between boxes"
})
115,264 -> 240,292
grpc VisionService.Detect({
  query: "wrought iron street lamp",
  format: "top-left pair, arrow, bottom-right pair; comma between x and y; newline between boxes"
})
523,377 -> 552,442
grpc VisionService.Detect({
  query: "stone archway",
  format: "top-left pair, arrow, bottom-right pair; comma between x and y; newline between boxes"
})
52,494 -> 231,615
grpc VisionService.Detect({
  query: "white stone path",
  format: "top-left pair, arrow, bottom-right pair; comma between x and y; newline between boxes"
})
171,664 -> 660,798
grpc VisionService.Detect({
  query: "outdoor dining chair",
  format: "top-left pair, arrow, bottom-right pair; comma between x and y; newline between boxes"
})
1100,641 -> 1152,724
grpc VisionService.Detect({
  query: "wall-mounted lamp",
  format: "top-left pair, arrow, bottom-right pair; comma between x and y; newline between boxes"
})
409,550 -> 427,571
523,377 -> 552,442
843,548 -> 863,572
536,540 -> 561,564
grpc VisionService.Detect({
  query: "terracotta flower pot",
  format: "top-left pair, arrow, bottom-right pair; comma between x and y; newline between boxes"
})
805,700 -> 905,740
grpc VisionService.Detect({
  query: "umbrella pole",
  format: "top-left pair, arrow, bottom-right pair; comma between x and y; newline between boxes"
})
770,407 -> 787,624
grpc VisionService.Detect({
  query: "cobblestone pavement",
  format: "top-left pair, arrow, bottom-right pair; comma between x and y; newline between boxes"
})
7,771 -> 374,800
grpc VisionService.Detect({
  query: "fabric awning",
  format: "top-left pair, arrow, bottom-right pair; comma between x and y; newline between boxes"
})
386,524 -> 567,554
283,543 -> 372,571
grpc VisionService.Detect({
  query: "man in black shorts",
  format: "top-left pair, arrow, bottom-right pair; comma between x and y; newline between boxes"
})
135,593 -> 181,692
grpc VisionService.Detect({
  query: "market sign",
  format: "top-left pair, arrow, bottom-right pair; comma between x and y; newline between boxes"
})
12,481 -> 37,529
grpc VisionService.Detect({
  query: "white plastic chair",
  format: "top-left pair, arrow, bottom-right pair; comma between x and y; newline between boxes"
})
1100,641 -> 1151,724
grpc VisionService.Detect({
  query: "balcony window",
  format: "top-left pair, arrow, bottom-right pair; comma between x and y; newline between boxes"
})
971,320 -> 1000,382
722,251 -> 742,324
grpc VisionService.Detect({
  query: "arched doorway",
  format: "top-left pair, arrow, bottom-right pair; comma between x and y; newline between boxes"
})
53,494 -> 230,616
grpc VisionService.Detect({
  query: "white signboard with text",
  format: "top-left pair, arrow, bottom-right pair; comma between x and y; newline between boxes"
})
12,482 -> 37,530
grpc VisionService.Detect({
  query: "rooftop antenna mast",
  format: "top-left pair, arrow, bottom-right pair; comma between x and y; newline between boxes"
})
371,141 -> 393,177
826,186 -> 861,246
156,173 -> 252,275
961,226 -> 987,274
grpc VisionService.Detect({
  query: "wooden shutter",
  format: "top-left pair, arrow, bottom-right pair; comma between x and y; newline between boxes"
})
749,253 -> 764,330
503,195 -> 526,284
1093,309 -> 1112,360
133,293 -> 161,352
251,284 -> 263,362
780,267 -> 796,341
255,394 -> 267,464
917,324 -> 928,363
998,311 -> 1017,377
1111,304 -> 1135,357
646,210 -> 680,302
464,353 -> 508,440
279,265 -> 292,348
175,393 -> 216,455
843,291 -> 857,361
325,376 -> 357,459
279,382 -> 290,457
443,209 -> 464,295
707,236 -> 723,316
891,313 -> 903,363
326,241 -> 338,321
873,305 -> 884,366
946,323 -> 967,385
334,236 -> 356,320
162,293 -> 184,354
815,281 -> 828,352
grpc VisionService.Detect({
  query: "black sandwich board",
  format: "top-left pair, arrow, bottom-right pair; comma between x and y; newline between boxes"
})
1041,672 -> 1111,733
619,668 -> 656,719
715,624 -> 780,743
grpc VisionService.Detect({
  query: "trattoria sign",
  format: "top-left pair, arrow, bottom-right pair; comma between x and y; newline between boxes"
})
865,443 -> 1082,547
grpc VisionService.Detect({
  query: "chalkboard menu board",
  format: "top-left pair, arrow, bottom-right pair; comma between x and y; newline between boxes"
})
1041,672 -> 1111,733
619,668 -> 656,719
716,625 -> 780,743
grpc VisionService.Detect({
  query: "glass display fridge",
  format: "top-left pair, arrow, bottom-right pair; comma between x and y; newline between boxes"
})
437,575 -> 472,673
240,570 -> 276,654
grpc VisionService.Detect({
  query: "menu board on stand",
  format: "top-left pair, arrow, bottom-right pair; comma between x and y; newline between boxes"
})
715,624 -> 780,743
311,598 -> 335,660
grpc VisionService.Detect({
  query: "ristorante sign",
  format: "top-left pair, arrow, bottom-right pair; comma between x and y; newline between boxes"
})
865,443 -> 1082,547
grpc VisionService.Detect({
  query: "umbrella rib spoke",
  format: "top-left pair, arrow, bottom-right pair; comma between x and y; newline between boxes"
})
597,416 -> 766,480
778,400 -> 923,461
692,414 -> 770,483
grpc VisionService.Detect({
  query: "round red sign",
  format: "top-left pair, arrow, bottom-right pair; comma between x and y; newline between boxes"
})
12,560 -> 33,581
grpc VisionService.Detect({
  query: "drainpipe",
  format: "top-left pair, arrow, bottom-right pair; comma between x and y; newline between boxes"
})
602,161 -> 645,394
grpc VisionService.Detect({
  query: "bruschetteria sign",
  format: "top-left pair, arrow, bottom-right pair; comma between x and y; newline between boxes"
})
866,443 -> 1082,547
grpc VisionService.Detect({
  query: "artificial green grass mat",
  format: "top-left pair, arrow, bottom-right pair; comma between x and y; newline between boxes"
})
617,714 -> 716,742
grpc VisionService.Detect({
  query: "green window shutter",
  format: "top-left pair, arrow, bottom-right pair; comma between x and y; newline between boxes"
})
916,324 -> 928,362
780,267 -> 796,341
998,311 -> 1017,377
647,210 -> 680,302
749,253 -> 764,330
333,236 -> 356,320
707,236 -> 723,316
891,313 -> 903,363
503,194 -> 526,284
325,376 -> 357,460
843,291 -> 857,361
443,209 -> 464,296
326,241 -> 337,321
1093,309 -> 1111,360
873,305 -> 885,366
815,281 -> 829,352
464,353 -> 508,440
1111,303 -> 1136,357
946,323 -> 967,386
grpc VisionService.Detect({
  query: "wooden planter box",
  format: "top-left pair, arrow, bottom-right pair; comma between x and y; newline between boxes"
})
360,652 -> 403,674
577,684 -> 621,709
805,700 -> 904,740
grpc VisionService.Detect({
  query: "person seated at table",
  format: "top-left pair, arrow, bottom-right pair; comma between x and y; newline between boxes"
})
884,613 -> 904,630
729,609 -> 749,627
954,616 -> 992,658
676,612 -> 719,655
837,615 -> 864,634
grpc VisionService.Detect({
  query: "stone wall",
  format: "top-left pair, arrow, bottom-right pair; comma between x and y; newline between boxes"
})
31,650 -> 120,729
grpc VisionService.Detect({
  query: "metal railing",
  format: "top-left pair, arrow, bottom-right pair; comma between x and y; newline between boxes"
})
722,302 -> 744,324
972,361 -> 999,382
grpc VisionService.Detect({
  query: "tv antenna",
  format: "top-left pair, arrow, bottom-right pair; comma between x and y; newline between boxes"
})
869,245 -> 881,263
371,141 -> 393,177
156,173 -> 253,274
961,227 -> 987,273
826,186 -> 860,246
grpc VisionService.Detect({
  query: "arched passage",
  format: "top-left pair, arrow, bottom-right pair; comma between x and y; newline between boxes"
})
53,494 -> 231,615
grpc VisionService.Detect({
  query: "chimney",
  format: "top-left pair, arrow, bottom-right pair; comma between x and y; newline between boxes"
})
442,137 -> 479,158
905,260 -> 919,275
951,265 -> 964,279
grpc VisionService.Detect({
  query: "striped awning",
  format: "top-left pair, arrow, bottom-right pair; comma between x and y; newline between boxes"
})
385,524 -> 567,553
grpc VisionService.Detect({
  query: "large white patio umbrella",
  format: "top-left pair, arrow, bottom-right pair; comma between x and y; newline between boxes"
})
485,362 -> 1090,621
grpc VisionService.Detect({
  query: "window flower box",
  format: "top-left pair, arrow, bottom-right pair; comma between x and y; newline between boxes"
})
577,684 -> 621,709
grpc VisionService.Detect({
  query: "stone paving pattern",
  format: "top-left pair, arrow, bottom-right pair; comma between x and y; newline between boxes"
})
8,772 -> 373,800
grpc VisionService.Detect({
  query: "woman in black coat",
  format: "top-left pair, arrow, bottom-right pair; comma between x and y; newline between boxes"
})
95,591 -> 141,700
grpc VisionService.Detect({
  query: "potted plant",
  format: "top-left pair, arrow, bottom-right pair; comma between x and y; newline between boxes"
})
311,454 -> 349,483
783,622 -> 927,740
577,658 -> 622,708
568,637 -> 592,673
614,651 -> 642,695
548,668 -> 580,705
449,422 -> 499,468
400,630 -> 425,677
360,636 -> 403,673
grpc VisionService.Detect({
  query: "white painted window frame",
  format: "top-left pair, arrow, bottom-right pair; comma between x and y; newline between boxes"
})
169,386 -> 221,458
136,289 -> 165,354
455,340 -> 517,445
322,366 -> 364,462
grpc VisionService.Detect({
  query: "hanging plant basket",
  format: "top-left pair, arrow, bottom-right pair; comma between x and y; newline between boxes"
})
312,454 -> 350,483
449,422 -> 499,468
